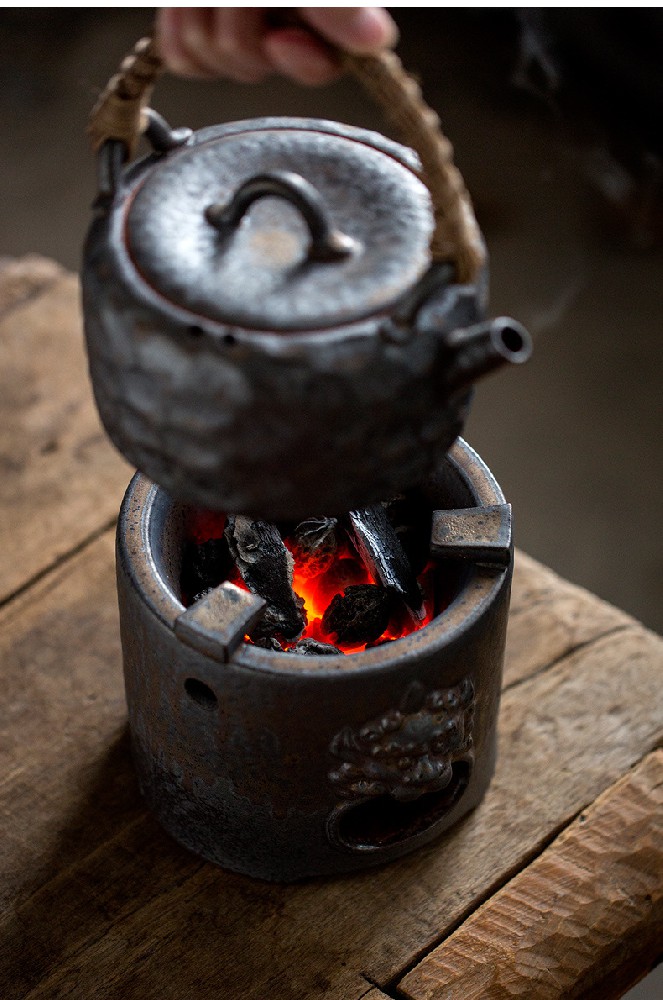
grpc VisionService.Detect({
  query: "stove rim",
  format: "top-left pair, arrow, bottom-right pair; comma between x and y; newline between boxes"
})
116,437 -> 511,677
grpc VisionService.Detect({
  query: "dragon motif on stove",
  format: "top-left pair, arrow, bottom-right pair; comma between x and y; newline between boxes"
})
329,678 -> 475,802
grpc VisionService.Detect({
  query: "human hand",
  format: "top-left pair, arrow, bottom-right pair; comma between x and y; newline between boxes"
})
155,7 -> 398,86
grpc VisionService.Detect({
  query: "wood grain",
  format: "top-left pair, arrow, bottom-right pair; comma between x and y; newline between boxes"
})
505,551 -> 632,690
0,255 -> 63,317
0,261 -> 129,603
399,750 -> 663,1000
0,532 -> 661,1000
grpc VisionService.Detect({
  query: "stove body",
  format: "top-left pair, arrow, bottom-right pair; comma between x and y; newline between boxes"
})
117,439 -> 511,881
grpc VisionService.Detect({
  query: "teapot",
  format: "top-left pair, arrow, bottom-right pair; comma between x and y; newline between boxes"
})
83,39 -> 530,519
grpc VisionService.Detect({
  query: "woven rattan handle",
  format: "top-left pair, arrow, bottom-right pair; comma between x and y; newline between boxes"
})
88,36 -> 485,284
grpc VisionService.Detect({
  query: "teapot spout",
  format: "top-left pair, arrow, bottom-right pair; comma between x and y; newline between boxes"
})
443,317 -> 532,391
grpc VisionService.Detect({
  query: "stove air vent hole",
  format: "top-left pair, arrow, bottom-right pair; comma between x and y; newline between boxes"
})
184,677 -> 218,710
332,761 -> 470,851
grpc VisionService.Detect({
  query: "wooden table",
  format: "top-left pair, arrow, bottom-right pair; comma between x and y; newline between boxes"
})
1,257 -> 661,1000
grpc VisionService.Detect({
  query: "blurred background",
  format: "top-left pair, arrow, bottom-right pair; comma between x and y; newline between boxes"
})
0,8 -> 661,997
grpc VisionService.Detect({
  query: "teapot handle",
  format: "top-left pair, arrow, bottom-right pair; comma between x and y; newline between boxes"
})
87,36 -> 485,285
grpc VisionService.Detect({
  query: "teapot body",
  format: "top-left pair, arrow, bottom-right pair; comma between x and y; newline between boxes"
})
82,118 -> 488,518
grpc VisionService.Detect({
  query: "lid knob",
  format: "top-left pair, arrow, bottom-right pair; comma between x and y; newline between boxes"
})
205,170 -> 357,264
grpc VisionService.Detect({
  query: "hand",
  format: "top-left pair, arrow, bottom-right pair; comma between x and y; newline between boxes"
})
155,7 -> 398,86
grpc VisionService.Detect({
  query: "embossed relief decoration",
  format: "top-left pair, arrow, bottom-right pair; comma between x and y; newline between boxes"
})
329,679 -> 475,802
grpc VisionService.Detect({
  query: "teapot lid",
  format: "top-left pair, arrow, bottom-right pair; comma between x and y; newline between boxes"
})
124,121 -> 434,332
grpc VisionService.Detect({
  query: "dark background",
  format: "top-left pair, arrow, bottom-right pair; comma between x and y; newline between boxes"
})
1,8 -> 661,643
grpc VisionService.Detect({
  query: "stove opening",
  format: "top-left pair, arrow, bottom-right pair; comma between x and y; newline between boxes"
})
333,760 -> 471,849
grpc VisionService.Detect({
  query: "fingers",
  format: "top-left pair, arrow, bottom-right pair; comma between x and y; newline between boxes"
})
264,7 -> 399,86
263,28 -> 342,86
208,9 -> 273,82
156,7 -> 272,82
155,7 -> 399,85
264,7 -> 398,85
297,7 -> 399,53
156,9 -> 215,79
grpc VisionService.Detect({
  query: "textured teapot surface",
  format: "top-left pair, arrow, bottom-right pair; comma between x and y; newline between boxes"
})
124,119 -> 435,332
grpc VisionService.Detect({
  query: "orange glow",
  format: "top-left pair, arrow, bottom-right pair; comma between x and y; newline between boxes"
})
287,537 -> 372,652
186,509 -> 226,544
284,535 -> 436,653
185,511 -> 438,654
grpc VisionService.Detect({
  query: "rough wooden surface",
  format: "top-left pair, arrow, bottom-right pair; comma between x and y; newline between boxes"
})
0,254 -> 61,316
0,256 -> 129,604
1,259 -> 662,1000
400,750 -> 663,1000
505,551 -> 632,690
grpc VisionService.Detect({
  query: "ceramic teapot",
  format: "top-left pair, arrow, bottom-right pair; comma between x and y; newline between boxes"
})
83,39 -> 530,518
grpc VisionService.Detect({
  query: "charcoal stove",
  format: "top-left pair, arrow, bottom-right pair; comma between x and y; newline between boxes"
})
84,38 -> 531,880
117,439 -> 512,880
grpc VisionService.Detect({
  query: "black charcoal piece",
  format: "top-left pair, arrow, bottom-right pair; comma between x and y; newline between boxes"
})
384,491 -> 433,577
253,636 -> 284,652
181,537 -> 232,604
348,505 -> 424,617
292,638 -> 343,656
293,517 -> 338,575
322,584 -> 391,646
225,515 -> 306,641
190,586 -> 212,604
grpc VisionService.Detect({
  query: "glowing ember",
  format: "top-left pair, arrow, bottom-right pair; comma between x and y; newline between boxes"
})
182,509 -> 439,654
186,508 -> 226,545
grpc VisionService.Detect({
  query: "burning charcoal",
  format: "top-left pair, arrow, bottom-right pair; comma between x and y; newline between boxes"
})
292,638 -> 343,656
384,491 -> 433,577
314,555 -> 368,609
348,506 -> 424,618
253,636 -> 284,652
181,537 -> 233,604
322,584 -> 391,646
293,517 -> 338,575
225,515 -> 306,641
